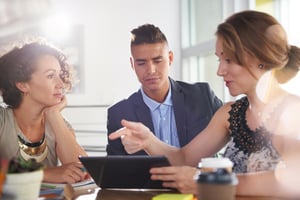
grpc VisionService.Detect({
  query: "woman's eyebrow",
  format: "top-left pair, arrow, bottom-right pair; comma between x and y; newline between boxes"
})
43,68 -> 57,74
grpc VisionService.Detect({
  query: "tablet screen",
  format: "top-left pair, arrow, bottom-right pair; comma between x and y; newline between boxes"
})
79,155 -> 170,189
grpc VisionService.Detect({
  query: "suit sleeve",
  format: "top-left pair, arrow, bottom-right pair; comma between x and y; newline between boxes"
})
106,106 -> 127,155
205,83 -> 223,114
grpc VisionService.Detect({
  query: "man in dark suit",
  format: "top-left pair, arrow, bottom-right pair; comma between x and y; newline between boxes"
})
106,24 -> 222,155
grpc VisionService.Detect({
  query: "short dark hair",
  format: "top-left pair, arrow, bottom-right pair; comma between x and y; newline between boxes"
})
130,24 -> 168,46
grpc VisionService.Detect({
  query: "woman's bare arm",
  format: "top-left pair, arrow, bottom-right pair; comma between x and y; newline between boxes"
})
181,103 -> 232,166
44,96 -> 87,163
109,102 -> 232,166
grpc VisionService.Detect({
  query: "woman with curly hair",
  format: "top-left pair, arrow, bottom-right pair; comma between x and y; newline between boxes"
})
0,39 -> 88,183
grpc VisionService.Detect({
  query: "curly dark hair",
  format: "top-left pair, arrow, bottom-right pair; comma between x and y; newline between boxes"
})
0,39 -> 74,108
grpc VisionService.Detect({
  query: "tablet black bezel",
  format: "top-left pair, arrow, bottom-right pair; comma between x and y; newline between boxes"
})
79,155 -> 170,189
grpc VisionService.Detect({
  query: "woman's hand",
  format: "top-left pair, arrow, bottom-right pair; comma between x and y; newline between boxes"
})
109,119 -> 153,154
150,166 -> 199,194
43,162 -> 90,184
44,96 -> 67,118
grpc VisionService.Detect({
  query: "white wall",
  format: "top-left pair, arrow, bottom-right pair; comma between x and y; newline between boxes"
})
50,0 -> 181,106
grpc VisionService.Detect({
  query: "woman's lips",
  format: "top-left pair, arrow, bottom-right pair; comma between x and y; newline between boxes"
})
54,93 -> 63,98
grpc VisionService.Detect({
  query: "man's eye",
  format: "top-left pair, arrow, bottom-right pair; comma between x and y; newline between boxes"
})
137,62 -> 145,66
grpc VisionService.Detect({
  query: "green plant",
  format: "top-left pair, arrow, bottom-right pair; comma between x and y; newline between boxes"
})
8,157 -> 44,173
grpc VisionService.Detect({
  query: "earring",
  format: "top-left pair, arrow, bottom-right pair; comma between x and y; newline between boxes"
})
258,64 -> 264,69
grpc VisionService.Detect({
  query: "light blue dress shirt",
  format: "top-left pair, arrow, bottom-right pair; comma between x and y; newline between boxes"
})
141,88 -> 180,147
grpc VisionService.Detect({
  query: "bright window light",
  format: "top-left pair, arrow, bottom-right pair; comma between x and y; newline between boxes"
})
40,13 -> 71,42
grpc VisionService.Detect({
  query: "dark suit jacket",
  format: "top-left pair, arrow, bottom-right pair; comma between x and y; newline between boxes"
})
106,78 -> 223,155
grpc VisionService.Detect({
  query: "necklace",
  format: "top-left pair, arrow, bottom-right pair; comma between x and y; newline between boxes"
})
18,134 -> 48,162
14,118 -> 48,162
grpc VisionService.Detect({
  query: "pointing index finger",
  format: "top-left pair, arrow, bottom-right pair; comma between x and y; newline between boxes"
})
109,127 -> 126,140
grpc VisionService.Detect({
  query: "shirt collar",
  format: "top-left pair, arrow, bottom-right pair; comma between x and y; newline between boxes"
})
141,86 -> 172,112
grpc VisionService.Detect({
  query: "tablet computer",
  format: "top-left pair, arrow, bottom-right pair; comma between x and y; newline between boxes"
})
79,155 -> 170,189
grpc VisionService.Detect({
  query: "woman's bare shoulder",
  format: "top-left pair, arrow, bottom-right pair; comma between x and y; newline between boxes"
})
216,101 -> 235,113
207,100 -> 236,128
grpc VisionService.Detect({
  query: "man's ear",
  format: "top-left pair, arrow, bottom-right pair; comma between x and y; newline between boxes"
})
168,51 -> 174,66
130,57 -> 135,70
15,82 -> 29,93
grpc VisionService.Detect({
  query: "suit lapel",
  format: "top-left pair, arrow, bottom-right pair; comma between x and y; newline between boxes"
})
134,90 -> 155,133
170,79 -> 187,146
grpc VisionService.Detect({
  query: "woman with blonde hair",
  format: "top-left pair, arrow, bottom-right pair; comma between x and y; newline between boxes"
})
110,10 -> 300,198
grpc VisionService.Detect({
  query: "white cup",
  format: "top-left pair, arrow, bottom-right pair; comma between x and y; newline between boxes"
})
197,157 -> 237,200
3,170 -> 43,200
198,157 -> 233,173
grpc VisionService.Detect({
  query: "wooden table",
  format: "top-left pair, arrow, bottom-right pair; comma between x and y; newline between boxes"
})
75,188 -> 288,200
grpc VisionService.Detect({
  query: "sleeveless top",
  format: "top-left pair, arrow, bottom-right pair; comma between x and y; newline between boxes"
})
0,107 -> 59,167
223,97 -> 281,173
